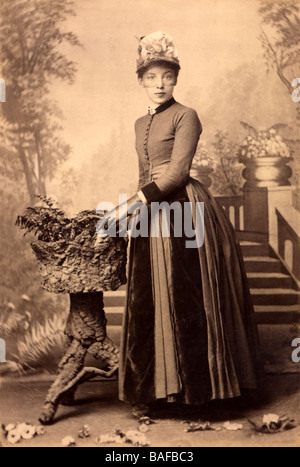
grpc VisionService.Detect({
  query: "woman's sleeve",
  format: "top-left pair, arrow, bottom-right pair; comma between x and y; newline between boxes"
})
140,108 -> 202,203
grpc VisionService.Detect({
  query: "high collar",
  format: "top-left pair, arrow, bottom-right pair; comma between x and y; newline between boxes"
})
148,97 -> 176,115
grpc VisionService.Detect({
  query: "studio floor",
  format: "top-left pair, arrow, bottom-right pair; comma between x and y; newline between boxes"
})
0,373 -> 299,448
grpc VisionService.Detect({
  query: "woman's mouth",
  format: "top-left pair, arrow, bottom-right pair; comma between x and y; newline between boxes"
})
155,92 -> 166,97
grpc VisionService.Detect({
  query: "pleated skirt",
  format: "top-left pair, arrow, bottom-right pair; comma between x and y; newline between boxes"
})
119,178 -> 262,406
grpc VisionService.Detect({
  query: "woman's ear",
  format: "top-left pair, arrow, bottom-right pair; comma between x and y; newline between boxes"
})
138,78 -> 144,87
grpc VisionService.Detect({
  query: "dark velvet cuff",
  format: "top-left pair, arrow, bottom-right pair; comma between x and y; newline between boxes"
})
140,181 -> 163,204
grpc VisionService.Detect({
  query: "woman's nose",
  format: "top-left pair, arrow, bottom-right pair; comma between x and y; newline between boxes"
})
156,78 -> 164,89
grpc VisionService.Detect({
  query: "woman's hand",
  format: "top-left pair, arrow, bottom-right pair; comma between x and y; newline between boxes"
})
95,194 -> 143,244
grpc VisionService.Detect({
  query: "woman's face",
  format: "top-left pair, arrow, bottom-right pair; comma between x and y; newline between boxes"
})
139,65 -> 177,106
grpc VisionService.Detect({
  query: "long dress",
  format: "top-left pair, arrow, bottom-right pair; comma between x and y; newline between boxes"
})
119,97 -> 262,406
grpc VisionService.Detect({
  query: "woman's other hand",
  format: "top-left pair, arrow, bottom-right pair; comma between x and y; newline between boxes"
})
95,194 -> 143,243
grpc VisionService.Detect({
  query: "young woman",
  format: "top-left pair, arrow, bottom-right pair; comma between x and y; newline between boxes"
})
99,31 -> 262,418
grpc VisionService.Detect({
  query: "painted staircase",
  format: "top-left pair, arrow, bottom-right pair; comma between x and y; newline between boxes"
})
241,241 -> 300,324
104,241 -> 300,340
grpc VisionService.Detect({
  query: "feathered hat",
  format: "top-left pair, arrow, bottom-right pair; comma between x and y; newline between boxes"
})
136,31 -> 180,75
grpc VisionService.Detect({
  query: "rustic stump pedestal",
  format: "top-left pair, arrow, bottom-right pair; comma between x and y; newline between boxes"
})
39,292 -> 119,425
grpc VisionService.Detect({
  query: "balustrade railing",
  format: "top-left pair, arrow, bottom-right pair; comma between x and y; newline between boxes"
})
215,195 -> 245,232
276,208 -> 300,283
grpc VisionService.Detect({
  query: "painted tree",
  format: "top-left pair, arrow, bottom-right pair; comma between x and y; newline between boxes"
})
211,130 -> 243,196
0,0 -> 81,199
259,0 -> 300,121
259,1 -> 300,210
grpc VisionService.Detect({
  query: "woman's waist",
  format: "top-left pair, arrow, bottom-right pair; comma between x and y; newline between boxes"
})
146,164 -> 189,202
150,161 -> 170,181
149,162 -> 193,186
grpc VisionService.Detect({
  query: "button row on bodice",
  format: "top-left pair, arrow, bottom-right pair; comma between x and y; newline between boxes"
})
144,114 -> 155,161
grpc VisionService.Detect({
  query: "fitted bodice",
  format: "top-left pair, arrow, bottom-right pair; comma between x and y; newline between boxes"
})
135,100 -> 202,201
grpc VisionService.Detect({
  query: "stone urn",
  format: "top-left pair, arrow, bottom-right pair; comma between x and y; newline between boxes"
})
241,156 -> 293,188
190,166 -> 214,189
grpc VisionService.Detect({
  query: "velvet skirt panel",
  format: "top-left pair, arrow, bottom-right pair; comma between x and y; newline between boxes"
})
119,179 -> 262,405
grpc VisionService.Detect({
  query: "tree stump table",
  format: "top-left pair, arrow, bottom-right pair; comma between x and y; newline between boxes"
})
39,291 -> 120,425
17,202 -> 128,426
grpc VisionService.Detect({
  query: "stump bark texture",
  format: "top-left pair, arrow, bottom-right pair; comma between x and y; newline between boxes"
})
39,292 -> 120,425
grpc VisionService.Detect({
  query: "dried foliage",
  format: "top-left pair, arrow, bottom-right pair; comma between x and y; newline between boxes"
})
249,414 -> 297,434
185,421 -> 215,433
16,197 -> 128,293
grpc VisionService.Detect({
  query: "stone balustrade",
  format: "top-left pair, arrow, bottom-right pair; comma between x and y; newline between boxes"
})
276,207 -> 300,283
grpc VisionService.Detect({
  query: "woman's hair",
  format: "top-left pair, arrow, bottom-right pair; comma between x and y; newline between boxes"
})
137,60 -> 180,80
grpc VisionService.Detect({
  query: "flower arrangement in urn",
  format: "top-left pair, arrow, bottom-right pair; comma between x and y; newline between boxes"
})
238,122 -> 293,188
190,142 -> 215,188
239,123 -> 291,161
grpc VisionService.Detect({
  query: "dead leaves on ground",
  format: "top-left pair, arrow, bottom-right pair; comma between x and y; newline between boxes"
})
248,414 -> 298,434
